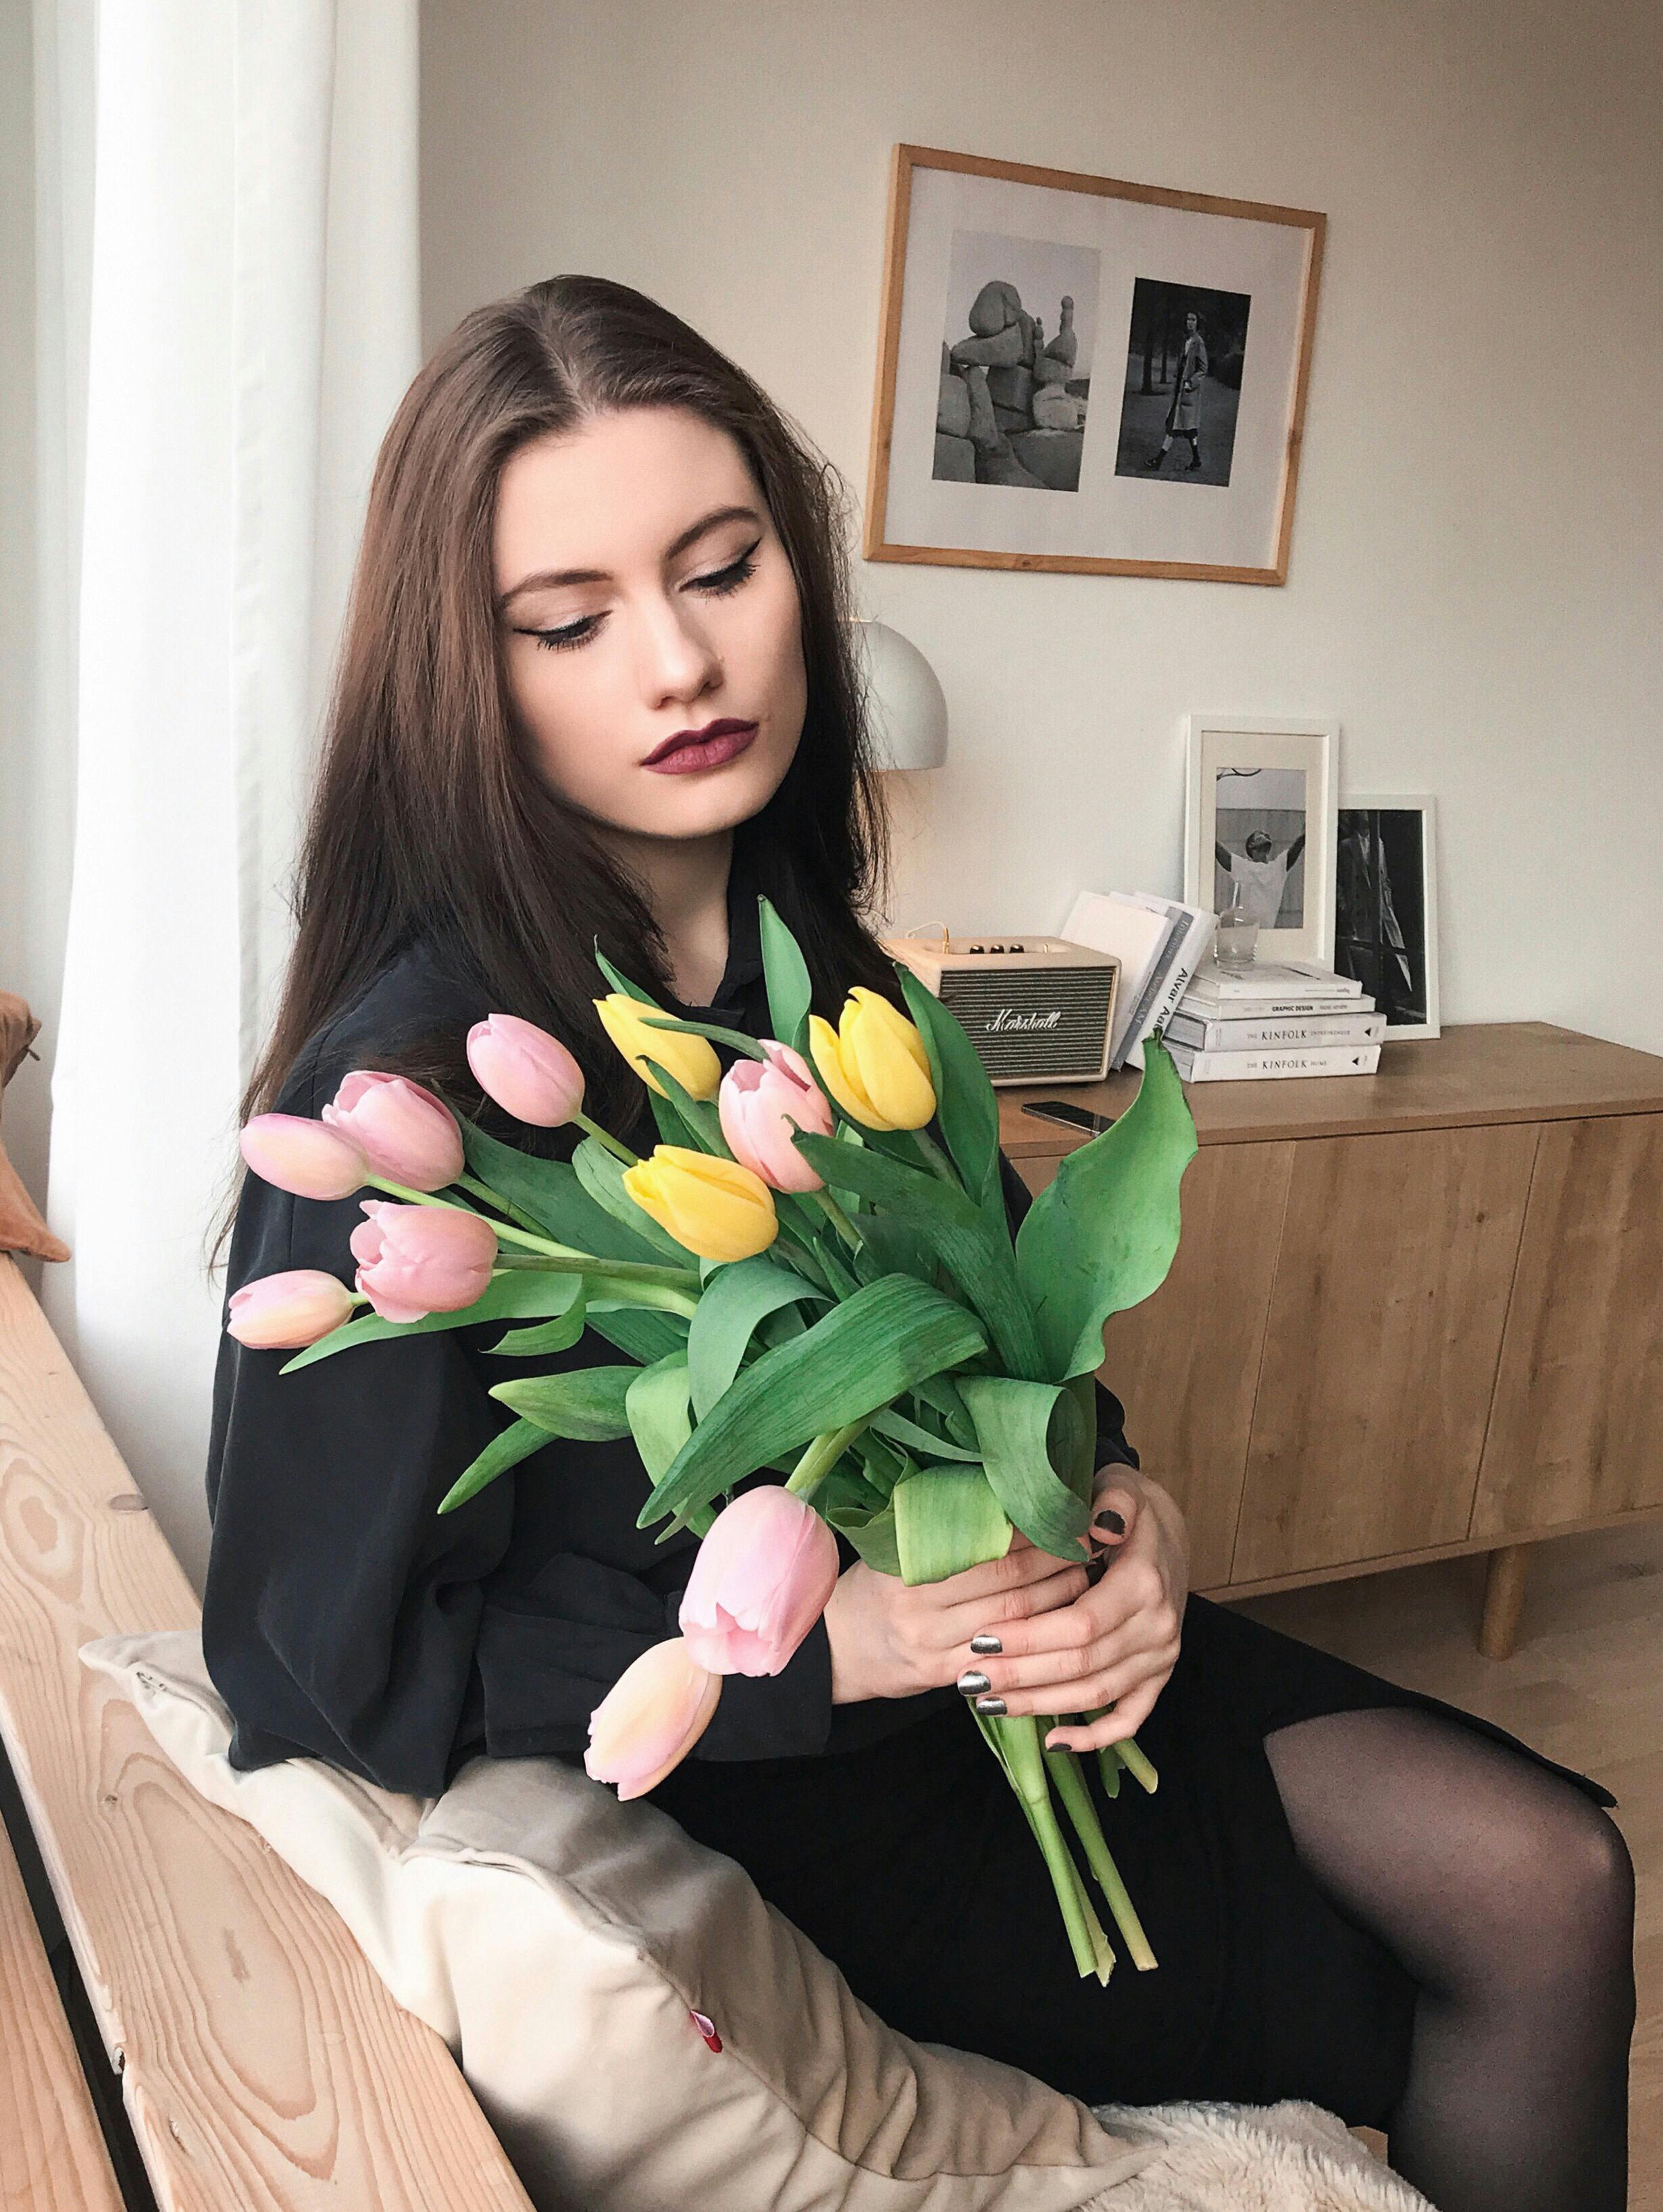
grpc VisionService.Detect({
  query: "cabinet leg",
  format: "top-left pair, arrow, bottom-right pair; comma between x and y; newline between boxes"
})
1479,1544 -> 1531,1659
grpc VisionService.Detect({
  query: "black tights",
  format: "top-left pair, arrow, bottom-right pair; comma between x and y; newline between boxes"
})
1262,1707 -> 1636,2212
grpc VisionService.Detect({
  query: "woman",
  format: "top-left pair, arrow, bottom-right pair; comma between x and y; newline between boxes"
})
203,276 -> 1634,2212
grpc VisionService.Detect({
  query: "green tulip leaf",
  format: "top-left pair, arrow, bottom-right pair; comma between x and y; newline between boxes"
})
686,1256 -> 827,1418
460,1120 -> 666,1265
1013,1031 -> 1198,1380
585,1305 -> 690,1365
893,1463 -> 1014,1585
638,1013 -> 767,1061
637,1274 -> 988,1528
638,1060 -> 726,1154
625,1354 -> 694,1482
757,893 -> 813,1056
484,1286 -> 590,1357
867,1405 -> 983,1463
572,1134 -> 690,1259
894,963 -> 1001,1211
593,942 -> 659,1006
436,1415 -> 552,1515
490,1363 -> 639,1440
957,1375 -> 1092,1563
279,1266 -> 586,1373
824,1497 -> 904,1578
791,1132 -> 1044,1382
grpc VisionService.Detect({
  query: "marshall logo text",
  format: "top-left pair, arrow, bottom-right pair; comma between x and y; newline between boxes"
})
985,1007 -> 1063,1033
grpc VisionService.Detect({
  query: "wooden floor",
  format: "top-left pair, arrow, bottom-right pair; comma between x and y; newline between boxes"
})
1237,1519 -> 1663,2207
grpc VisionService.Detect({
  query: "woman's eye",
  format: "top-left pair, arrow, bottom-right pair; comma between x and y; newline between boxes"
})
520,540 -> 763,654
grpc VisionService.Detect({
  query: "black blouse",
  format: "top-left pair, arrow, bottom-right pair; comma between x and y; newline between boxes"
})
202,872 -> 1139,1799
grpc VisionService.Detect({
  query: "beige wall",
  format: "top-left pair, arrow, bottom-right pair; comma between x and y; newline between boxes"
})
422,0 -> 1663,1051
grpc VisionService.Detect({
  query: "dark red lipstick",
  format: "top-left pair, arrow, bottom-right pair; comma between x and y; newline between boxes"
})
643,718 -> 759,773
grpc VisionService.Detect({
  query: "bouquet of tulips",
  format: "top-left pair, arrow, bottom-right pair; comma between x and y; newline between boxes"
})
230,897 -> 1198,1983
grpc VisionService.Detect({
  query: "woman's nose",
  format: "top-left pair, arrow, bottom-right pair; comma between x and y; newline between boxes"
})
636,595 -> 723,705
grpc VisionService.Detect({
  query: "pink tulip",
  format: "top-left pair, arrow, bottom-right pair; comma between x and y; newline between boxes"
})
466,1013 -> 586,1128
349,1201 -> 497,1324
677,1486 -> 841,1676
322,1070 -> 464,1192
717,1040 -> 834,1193
585,1637 -> 723,1799
226,1269 -> 356,1349
240,1112 -> 369,1201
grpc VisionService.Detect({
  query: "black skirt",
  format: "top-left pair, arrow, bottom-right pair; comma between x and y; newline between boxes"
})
650,1594 -> 1616,2130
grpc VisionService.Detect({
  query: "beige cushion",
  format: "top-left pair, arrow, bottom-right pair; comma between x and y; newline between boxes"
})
77,1631 -> 1430,2212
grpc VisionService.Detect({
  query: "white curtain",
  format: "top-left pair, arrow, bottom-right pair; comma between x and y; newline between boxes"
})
36,0 -> 421,1586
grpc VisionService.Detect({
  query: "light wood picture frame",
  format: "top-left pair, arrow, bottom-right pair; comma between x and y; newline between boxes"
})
1183,715 -> 1339,965
1334,793 -> 1441,1038
865,143 -> 1325,585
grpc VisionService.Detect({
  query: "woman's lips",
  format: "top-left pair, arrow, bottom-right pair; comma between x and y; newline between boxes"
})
644,722 -> 759,774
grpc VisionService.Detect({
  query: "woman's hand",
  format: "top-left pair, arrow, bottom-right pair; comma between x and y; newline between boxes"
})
957,1467 -> 1190,1755
822,1536 -> 1090,1706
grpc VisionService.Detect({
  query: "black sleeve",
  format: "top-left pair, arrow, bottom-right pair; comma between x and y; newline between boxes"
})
997,1149 -> 1140,1475
201,1049 -> 832,1801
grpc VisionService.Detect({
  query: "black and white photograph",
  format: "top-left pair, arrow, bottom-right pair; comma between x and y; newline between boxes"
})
1115,278 -> 1251,488
1212,765 -> 1307,926
866,145 -> 1325,582
1333,795 -> 1441,1036
931,230 -> 1100,493
1182,714 -> 1337,962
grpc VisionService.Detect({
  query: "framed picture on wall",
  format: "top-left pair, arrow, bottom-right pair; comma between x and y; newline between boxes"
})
864,143 -> 1326,585
1182,715 -> 1338,964
1333,794 -> 1441,1038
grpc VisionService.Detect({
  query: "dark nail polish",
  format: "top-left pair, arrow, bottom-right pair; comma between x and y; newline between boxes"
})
957,1669 -> 991,1696
973,1694 -> 1007,1716
1093,1507 -> 1127,1536
969,1633 -> 1002,1655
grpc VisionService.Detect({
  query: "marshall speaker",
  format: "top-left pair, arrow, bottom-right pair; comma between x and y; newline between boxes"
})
882,932 -> 1121,1085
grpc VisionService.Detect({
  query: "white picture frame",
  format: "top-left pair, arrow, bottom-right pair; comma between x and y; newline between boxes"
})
1334,793 -> 1441,1039
1182,714 -> 1338,964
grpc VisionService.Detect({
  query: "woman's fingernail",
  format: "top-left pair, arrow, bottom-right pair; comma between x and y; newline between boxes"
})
973,1694 -> 1006,1715
957,1670 -> 991,1696
969,1633 -> 1002,1655
1093,1507 -> 1127,1536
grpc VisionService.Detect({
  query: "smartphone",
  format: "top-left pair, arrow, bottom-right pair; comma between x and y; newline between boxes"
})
1021,1098 -> 1115,1136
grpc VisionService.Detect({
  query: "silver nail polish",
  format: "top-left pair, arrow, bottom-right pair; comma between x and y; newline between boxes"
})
956,1669 -> 990,1695
973,1694 -> 1006,1716
969,1634 -> 1002,1655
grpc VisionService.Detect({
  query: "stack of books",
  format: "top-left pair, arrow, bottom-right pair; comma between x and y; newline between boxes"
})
1162,959 -> 1386,1082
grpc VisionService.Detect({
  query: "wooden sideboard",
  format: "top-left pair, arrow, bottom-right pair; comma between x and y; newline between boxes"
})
1000,1022 -> 1663,1657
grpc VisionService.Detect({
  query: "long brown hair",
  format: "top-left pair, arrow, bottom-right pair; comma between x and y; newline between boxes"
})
209,274 -> 896,1270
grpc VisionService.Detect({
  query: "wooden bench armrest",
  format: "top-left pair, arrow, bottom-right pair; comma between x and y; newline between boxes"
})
0,1257 -> 534,2209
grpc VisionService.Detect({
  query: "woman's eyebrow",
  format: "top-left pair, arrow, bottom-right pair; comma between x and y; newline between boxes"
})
497,503 -> 763,609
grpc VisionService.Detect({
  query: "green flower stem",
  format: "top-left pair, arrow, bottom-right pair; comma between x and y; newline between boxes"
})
909,1126 -> 963,1189
453,1173 -> 548,1237
782,1418 -> 871,1502
992,1714 -> 1102,1982
1044,1742 -> 1157,1972
1081,1707 -> 1158,1795
572,1109 -> 638,1165
1113,1737 -> 1160,1795
809,1189 -> 865,1251
1096,1743 -> 1123,1799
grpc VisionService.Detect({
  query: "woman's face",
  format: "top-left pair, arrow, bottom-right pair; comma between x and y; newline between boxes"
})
493,406 -> 807,843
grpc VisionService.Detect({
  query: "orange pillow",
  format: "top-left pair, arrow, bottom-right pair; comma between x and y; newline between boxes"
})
1,992 -> 69,1262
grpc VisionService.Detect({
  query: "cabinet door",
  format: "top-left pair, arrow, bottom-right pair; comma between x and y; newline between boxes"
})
1231,1122 -> 1537,1582
1096,1142 -> 1294,1590
1472,1113 -> 1663,1536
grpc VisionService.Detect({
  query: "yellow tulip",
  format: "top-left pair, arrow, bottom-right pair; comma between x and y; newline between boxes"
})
807,988 -> 937,1132
594,993 -> 722,1101
621,1145 -> 779,1261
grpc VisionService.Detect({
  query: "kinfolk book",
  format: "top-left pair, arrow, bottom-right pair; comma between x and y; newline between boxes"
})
1167,1040 -> 1383,1082
1165,1008 -> 1387,1052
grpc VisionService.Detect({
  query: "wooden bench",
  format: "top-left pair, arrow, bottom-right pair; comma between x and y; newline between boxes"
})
0,1255 -> 534,2209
